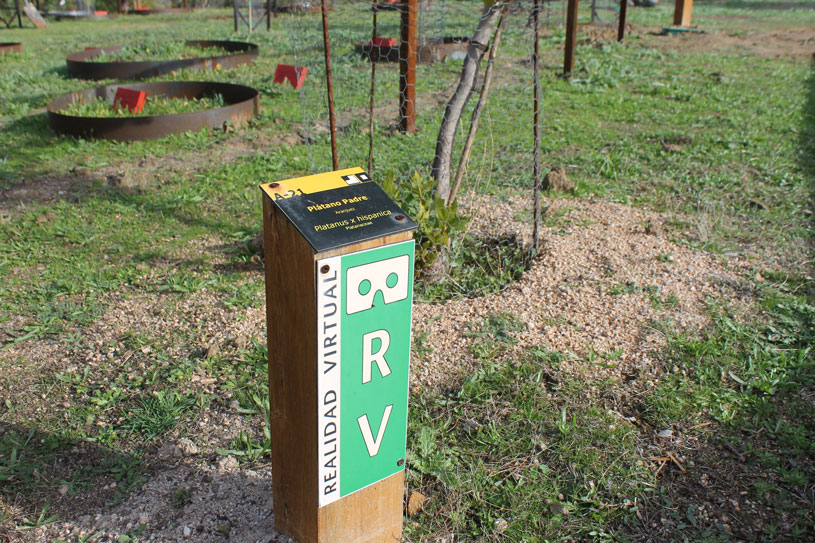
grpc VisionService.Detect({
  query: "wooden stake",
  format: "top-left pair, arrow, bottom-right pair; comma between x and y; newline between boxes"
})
532,0 -> 541,253
564,0 -> 578,76
399,0 -> 417,133
368,0 -> 379,174
617,0 -> 627,42
320,0 -> 339,170
673,0 -> 693,27
448,12 -> 505,206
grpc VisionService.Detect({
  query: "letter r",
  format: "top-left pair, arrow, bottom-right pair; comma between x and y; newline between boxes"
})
362,330 -> 391,384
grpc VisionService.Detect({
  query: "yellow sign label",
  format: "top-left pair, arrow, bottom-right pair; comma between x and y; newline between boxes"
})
261,167 -> 371,201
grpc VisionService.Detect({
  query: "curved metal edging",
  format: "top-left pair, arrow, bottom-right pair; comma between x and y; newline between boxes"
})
66,40 -> 258,80
0,43 -> 23,55
47,81 -> 259,141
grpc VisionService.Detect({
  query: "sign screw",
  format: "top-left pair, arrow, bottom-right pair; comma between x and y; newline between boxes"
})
321,264 -> 330,274
395,214 -> 405,221
269,182 -> 280,188
396,458 -> 405,466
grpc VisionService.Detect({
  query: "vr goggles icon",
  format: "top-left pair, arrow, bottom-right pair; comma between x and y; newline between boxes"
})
346,255 -> 410,315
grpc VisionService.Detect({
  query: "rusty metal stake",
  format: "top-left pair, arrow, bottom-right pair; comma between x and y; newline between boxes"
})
532,0 -> 542,254
399,0 -> 417,133
321,0 -> 338,170
617,0 -> 627,42
564,0 -> 578,77
368,0 -> 378,174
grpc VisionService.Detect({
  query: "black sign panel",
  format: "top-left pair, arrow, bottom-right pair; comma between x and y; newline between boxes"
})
273,182 -> 417,253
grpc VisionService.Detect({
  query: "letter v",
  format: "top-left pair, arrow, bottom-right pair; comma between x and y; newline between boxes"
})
356,405 -> 393,457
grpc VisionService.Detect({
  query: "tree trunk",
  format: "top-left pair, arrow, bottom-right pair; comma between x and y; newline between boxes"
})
448,11 -> 506,206
431,2 -> 502,202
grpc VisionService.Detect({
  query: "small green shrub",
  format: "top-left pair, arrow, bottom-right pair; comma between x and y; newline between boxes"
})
380,170 -> 468,277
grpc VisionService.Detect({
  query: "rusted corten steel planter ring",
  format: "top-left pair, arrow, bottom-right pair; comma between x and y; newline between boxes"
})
47,81 -> 259,141
66,40 -> 258,80
0,43 -> 23,55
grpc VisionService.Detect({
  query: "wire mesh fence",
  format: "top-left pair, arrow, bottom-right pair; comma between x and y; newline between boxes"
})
264,0 -> 622,288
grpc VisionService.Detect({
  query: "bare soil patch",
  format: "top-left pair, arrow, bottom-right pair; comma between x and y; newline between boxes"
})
641,25 -> 815,60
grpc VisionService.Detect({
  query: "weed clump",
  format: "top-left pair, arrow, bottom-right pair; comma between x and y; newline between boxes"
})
419,235 -> 534,302
381,171 -> 533,301
380,170 -> 468,277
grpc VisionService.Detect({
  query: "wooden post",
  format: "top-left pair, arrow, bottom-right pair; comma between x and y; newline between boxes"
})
261,168 -> 417,543
564,0 -> 578,76
532,0 -> 541,253
321,0 -> 339,170
368,0 -> 379,174
673,0 -> 692,27
617,0 -> 627,42
399,0 -> 417,133
15,0 -> 23,28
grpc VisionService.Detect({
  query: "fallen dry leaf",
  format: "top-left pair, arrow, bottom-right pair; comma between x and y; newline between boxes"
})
407,490 -> 427,516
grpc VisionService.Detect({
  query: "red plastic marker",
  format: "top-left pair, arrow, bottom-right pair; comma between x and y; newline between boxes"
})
113,87 -> 147,114
274,64 -> 308,90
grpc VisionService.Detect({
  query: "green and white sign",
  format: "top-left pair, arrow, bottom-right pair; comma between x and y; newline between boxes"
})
316,240 -> 414,507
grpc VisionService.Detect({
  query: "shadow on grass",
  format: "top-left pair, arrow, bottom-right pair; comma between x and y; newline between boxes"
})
802,60 -> 815,264
0,114 -> 59,183
614,66 -> 815,540
706,0 -> 815,10
0,421 -> 280,541
0,423 -> 144,538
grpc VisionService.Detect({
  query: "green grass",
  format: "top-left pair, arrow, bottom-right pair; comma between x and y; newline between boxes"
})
406,352 -> 652,541
121,390 -> 202,442
59,94 -> 227,118
87,41 -> 227,63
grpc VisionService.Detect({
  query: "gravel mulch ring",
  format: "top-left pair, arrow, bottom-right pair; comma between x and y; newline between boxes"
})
412,192 -> 755,392
4,191 -> 760,543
